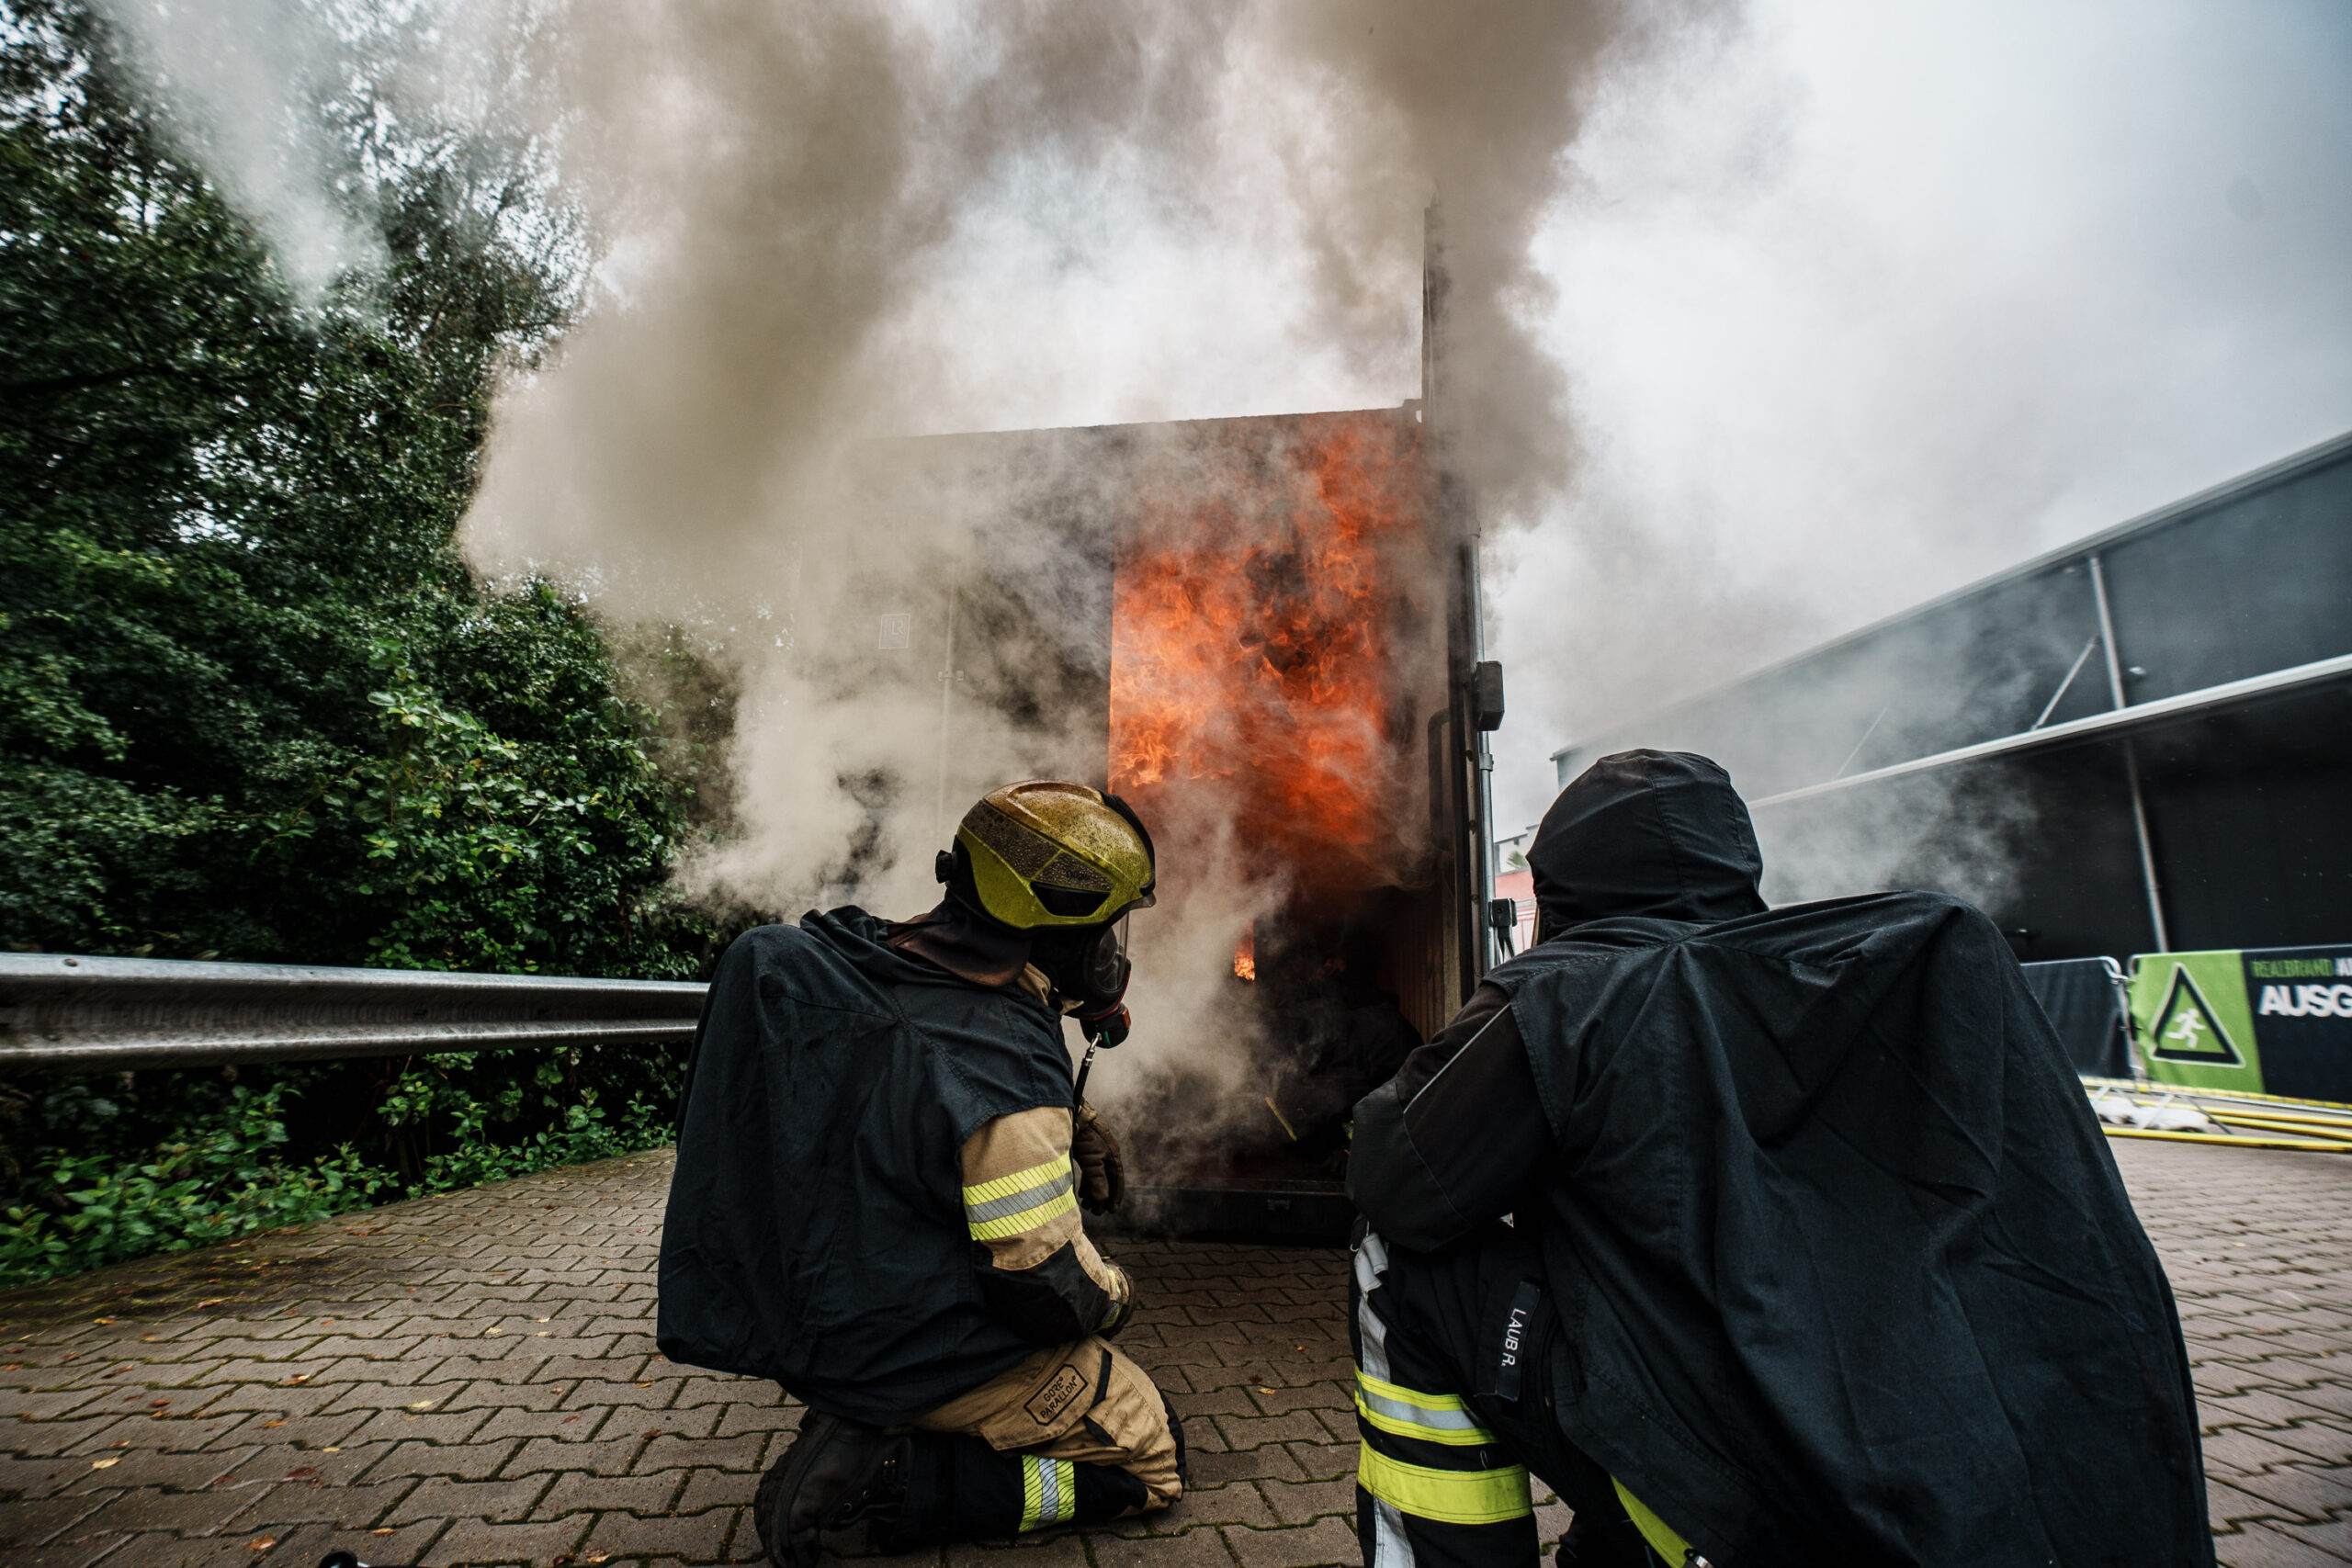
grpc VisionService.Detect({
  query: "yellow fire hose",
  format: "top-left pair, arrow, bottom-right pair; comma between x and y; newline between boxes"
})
2199,1111 -> 2352,1140
2086,1078 -> 2352,1152
2082,1076 -> 2352,1115
2102,1125 -> 2352,1152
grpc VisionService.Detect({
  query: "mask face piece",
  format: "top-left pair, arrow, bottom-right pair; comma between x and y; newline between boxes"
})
1033,918 -> 1131,1021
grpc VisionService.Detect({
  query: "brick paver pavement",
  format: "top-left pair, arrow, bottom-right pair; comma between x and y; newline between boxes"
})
3,1137 -> 2349,1567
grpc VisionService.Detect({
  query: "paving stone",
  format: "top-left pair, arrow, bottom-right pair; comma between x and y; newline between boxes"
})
1258,1476 -> 1356,1525
2264,1423 -> 2352,1467
0,1454 -> 99,1504
2219,1520 -> 2352,1567
1089,1526 -> 1240,1568
2274,1516 -> 2352,1562
1280,1444 -> 1356,1484
713,1403 -> 803,1441
535,1467 -> 688,1518
1188,1448 -> 1308,1487
422,1511 -> 592,1565
48,1449 -> 244,1493
2208,1427 -> 2322,1475
63,1484 -> 258,1538
1222,1517 -> 1360,1568
673,1466 -> 758,1516
2233,1463 -> 2349,1522
240,1476 -> 420,1529
359,1437 -> 519,1483
1155,1483 -> 1275,1530
2211,1391 -> 2346,1431
385,1472 -> 552,1525
2211,1476 -> 2286,1528
581,1506 -> 735,1560
0,1496 -> 104,1551
1214,1415 -> 1328,1451
0,1533 -> 130,1568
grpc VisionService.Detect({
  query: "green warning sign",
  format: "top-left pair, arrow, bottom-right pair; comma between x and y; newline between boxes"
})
2147,967 -> 2241,1066
2129,944 -> 2352,1099
2131,951 -> 2262,1092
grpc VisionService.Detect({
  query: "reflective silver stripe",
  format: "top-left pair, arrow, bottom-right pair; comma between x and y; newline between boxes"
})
1357,1231 -> 1416,1568
966,1166 -> 1076,1225
1358,1382 -> 1484,1433
1354,1241 -> 1401,1568
1037,1456 -> 1064,1524
1373,1496 -> 1415,1568
1353,1231 -> 1393,1380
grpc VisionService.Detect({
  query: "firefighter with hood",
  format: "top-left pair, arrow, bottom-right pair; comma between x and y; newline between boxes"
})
658,781 -> 1184,1567
1347,750 -> 2211,1567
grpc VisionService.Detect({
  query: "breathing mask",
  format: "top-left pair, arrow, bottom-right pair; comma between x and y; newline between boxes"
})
1030,916 -> 1133,1046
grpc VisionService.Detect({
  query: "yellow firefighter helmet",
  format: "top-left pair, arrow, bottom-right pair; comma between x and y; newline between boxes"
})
952,781 -> 1156,930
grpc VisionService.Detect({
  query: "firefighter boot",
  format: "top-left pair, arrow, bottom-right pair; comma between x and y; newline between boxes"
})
754,1412 -> 910,1568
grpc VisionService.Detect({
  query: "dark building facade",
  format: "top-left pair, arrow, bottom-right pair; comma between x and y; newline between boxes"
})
1551,431 -> 2352,963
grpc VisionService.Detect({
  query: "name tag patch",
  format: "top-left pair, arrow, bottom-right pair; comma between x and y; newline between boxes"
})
1495,1280 -> 1542,1403
1026,1363 -> 1091,1427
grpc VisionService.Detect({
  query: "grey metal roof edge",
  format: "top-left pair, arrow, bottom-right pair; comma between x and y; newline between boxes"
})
1744,649 -> 2352,809
1549,426 -> 2352,763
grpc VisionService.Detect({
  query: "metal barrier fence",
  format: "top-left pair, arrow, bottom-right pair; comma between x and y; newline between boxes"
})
0,953 -> 707,1074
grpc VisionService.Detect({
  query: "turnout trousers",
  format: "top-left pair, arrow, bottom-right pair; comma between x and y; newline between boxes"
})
876,1336 -> 1184,1549
1351,1224 -> 1688,1568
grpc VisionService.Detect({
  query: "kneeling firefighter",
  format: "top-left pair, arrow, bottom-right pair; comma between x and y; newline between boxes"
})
1346,750 -> 2211,1567
658,781 -> 1184,1566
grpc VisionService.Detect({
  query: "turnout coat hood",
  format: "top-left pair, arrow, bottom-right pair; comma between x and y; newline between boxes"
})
657,908 -> 1077,1424
1492,751 -> 2209,1565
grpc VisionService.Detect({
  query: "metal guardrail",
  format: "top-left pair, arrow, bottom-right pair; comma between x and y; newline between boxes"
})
0,953 -> 707,1074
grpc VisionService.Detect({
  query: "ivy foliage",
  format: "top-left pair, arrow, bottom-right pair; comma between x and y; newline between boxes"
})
0,1 -> 757,1286
0,1043 -> 687,1287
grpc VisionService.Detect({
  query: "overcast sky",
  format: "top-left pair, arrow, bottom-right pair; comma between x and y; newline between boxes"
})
1480,0 -> 2352,829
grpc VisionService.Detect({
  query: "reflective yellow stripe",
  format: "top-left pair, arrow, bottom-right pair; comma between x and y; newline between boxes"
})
1353,1371 -> 1495,1446
965,1155 -> 1077,1240
969,1188 -> 1076,1240
1356,1443 -> 1532,1525
1612,1478 -> 1692,1563
964,1154 -> 1072,1207
1019,1453 -> 1077,1529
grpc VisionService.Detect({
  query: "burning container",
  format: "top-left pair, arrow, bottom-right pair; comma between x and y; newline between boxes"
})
859,402 -> 1502,1240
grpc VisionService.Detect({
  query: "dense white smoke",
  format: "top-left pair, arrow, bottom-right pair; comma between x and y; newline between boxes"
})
87,0 -> 2352,1023
81,0 -> 1693,1137
88,0 -> 383,299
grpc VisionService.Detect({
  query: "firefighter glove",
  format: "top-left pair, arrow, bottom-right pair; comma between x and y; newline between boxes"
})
1072,1103 -> 1125,1214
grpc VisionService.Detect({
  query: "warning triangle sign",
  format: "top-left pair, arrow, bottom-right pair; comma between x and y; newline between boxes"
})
2148,966 -> 2243,1066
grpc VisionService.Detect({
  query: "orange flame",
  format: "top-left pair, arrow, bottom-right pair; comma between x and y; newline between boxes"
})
1234,926 -> 1256,981
1108,414 -> 1430,897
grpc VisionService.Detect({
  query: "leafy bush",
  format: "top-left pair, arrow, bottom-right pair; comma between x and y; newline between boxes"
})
0,1043 -> 692,1289
0,1084 -> 387,1285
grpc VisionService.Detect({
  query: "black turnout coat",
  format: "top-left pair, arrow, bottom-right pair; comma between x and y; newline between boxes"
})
1351,750 -> 2210,1567
656,908 -> 1078,1424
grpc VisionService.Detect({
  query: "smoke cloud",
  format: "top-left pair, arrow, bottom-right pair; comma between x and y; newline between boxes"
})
427,1 -> 1687,945
87,0 -> 384,299
83,0 -> 1691,1130
83,0 -> 2349,1097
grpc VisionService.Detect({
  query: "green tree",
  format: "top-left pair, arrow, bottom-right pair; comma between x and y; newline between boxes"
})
0,0 -> 726,976
0,0 -> 759,1286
